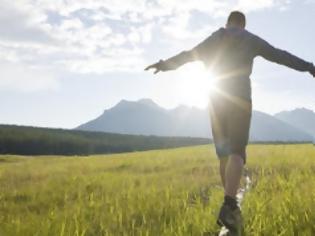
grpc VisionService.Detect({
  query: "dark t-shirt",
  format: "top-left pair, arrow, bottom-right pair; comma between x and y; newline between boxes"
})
162,27 -> 313,101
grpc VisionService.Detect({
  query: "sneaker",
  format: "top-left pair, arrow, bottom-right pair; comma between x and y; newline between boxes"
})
217,204 -> 243,235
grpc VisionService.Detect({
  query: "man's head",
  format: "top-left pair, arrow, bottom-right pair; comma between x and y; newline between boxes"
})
226,11 -> 246,29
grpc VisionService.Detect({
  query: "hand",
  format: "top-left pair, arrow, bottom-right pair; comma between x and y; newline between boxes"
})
144,60 -> 165,74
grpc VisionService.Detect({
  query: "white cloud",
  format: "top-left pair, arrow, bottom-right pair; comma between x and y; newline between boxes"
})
236,0 -> 290,12
0,0 -> 293,79
237,0 -> 274,12
59,18 -> 84,30
0,62 -> 59,92
0,0 -> 52,44
62,47 -> 145,74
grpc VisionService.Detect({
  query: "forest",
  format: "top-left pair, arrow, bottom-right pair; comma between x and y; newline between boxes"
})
0,125 -> 211,155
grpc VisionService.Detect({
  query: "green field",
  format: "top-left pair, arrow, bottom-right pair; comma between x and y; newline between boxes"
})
1,144 -> 315,236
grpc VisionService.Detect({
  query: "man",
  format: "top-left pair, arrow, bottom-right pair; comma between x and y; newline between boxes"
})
145,11 -> 315,233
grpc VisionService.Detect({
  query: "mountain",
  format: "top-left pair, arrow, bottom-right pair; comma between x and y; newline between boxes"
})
275,108 -> 315,139
251,111 -> 312,142
77,99 -> 313,142
77,99 -> 210,138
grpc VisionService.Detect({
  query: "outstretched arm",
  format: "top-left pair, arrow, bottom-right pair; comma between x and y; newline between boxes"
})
145,28 -> 223,74
255,37 -> 315,77
144,51 -> 196,74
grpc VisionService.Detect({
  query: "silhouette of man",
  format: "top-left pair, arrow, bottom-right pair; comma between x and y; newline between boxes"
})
145,11 -> 315,233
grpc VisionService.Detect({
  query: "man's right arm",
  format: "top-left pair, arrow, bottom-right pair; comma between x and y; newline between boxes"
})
254,36 -> 314,75
155,28 -> 224,72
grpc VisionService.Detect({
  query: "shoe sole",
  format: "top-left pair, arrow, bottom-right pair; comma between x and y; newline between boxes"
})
217,218 -> 238,233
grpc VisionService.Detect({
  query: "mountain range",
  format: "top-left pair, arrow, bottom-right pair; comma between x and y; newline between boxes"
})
275,108 -> 315,138
77,99 -> 315,142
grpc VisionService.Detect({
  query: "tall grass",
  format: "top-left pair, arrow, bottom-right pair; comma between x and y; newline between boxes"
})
0,144 -> 314,235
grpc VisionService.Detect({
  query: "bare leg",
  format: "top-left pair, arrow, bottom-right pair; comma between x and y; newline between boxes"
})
225,154 -> 244,198
219,157 -> 228,187
217,154 -> 244,233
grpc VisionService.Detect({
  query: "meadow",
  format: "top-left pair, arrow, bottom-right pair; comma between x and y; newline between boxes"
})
0,144 -> 315,236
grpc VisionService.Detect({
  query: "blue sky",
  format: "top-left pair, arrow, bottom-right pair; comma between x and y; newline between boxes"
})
0,0 -> 314,128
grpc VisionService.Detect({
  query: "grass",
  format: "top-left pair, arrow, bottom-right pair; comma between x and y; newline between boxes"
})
0,144 -> 315,235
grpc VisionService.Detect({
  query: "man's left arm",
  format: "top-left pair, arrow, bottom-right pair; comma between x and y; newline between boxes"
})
255,36 -> 315,76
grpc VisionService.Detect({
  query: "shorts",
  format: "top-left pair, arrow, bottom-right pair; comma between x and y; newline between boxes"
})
208,91 -> 252,164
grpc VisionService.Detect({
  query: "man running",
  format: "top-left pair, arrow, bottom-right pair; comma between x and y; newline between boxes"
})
145,11 -> 315,233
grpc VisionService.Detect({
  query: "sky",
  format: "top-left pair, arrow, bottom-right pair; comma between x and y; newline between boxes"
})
1,0 -> 315,129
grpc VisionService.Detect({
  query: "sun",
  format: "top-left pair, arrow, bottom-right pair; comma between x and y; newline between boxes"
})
176,62 -> 216,108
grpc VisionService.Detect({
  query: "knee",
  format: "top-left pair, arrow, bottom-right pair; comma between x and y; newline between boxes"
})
230,153 -> 245,165
215,143 -> 230,158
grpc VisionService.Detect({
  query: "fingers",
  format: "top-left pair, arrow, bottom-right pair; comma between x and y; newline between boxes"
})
144,65 -> 154,71
145,60 -> 164,74
145,62 -> 161,74
154,69 -> 160,74
144,62 -> 158,71
144,66 -> 153,70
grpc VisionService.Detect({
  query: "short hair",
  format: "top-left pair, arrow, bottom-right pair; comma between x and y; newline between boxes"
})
227,11 -> 246,27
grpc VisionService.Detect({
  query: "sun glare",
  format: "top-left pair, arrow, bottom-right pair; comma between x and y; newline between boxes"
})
176,63 -> 216,108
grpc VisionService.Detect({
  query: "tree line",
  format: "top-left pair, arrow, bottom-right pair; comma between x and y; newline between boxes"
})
0,125 -> 211,156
